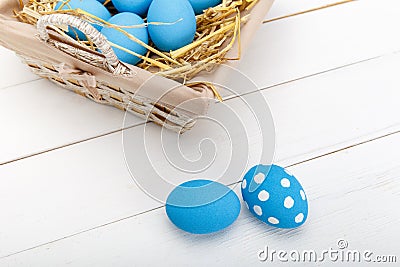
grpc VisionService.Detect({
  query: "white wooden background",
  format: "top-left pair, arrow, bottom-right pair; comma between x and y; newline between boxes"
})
1,0 -> 400,266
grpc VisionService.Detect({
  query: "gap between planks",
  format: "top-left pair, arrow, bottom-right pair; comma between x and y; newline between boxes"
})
2,125 -> 400,260
0,77 -> 42,92
263,0 -> 357,24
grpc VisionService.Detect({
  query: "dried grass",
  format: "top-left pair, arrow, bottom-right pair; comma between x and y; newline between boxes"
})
14,0 -> 257,83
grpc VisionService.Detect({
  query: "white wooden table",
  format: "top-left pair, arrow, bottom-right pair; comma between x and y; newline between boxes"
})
1,0 -> 400,266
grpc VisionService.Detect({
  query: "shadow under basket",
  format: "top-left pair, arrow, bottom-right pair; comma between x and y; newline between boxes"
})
0,0 -> 274,133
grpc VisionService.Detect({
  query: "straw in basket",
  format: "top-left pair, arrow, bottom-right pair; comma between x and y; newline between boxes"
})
0,0 -> 274,133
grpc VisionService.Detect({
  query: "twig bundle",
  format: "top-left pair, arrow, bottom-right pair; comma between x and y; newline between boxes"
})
15,0 -> 257,82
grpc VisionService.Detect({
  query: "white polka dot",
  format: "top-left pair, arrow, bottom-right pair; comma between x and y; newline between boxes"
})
242,179 -> 247,190
281,178 -> 291,188
295,213 -> 304,223
254,173 -> 266,184
300,190 -> 306,200
268,217 -> 279,225
258,190 -> 270,201
253,205 -> 262,216
285,168 -> 294,176
284,196 -> 294,209
244,201 -> 249,210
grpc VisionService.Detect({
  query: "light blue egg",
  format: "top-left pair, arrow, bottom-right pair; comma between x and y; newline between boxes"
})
147,0 -> 196,52
241,165 -> 308,229
166,179 -> 241,234
112,0 -> 153,17
55,0 -> 111,40
188,0 -> 221,15
101,13 -> 148,65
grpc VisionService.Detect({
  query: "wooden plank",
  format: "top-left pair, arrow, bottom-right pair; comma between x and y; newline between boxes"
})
1,48 -> 399,166
0,52 -> 400,257
1,0 -> 400,165
0,130 -> 160,258
235,0 -> 400,91
0,78 -> 144,164
0,46 -> 38,89
267,52 -> 400,166
265,0 -> 351,21
2,125 -> 399,265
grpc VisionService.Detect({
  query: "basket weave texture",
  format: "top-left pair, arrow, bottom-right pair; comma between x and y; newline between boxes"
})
0,0 -> 274,133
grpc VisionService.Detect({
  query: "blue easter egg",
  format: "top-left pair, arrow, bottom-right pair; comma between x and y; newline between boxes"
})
241,165 -> 308,228
55,0 -> 111,40
166,179 -> 241,234
112,0 -> 153,17
147,0 -> 196,51
188,0 -> 222,15
101,13 -> 149,65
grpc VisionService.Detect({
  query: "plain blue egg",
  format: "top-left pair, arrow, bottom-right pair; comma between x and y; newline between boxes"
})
96,0 -> 106,3
55,0 -> 111,40
188,0 -> 221,15
241,165 -> 308,229
101,13 -> 149,65
166,179 -> 241,234
112,0 -> 153,17
147,0 -> 196,52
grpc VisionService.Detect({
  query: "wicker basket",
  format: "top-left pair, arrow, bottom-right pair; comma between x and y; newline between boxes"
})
0,0 -> 274,133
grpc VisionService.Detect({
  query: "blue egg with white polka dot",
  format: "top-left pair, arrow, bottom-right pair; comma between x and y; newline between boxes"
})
241,164 -> 308,228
